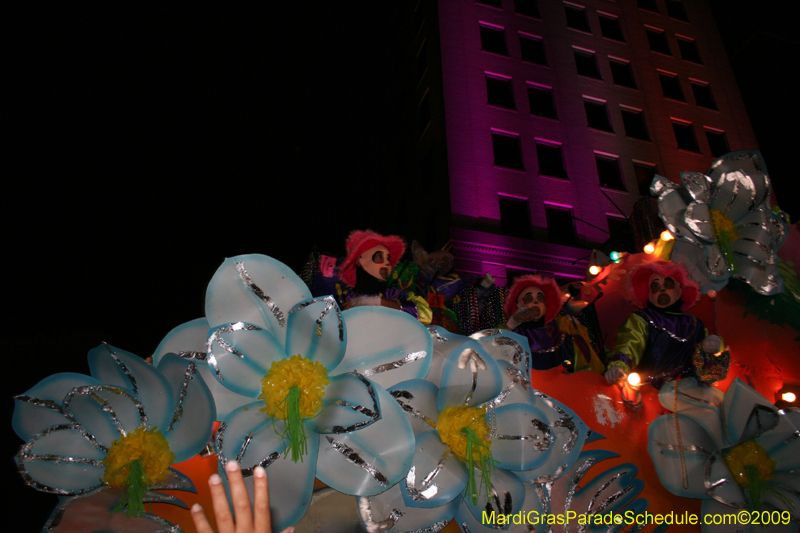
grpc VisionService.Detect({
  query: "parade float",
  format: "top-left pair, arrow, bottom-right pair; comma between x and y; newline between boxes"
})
13,152 -> 799,532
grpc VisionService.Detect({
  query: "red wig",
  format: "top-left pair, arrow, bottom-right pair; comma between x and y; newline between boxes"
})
627,261 -> 700,311
504,275 -> 562,323
338,230 -> 406,288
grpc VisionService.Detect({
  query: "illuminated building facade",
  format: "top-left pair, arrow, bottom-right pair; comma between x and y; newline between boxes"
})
407,0 -> 758,285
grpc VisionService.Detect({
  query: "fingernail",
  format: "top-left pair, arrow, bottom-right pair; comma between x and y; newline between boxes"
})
254,465 -> 266,478
209,474 -> 222,485
226,460 -> 240,473
192,503 -> 203,513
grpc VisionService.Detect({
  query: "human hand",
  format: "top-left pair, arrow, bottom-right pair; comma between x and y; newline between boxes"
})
604,366 -> 627,385
191,460 -> 294,533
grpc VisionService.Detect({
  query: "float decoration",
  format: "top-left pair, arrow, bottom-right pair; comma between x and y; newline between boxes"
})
652,150 -> 789,296
197,254 -> 429,531
649,378 -> 799,532
13,344 -> 214,528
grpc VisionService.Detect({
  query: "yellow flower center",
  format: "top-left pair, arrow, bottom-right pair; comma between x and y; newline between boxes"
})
102,426 -> 175,488
436,405 -> 491,461
724,440 -> 776,488
710,208 -> 739,242
259,355 -> 330,419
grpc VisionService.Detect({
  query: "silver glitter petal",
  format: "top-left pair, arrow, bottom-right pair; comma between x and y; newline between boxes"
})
214,422 -> 281,477
492,336 -> 526,366
326,372 -> 382,434
391,390 -> 437,427
326,436 -> 389,486
236,261 -> 286,327
102,342 -> 139,396
167,360 -> 196,432
290,295 -> 344,341
362,351 -> 427,377
63,385 -> 147,442
427,327 -> 448,343
358,497 -> 404,533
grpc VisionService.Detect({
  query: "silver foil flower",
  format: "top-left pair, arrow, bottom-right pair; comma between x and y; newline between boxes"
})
652,151 -> 788,295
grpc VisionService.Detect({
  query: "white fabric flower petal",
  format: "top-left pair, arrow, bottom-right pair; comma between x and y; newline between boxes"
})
331,306 -> 432,388
437,339 -> 502,411
723,378 -> 780,445
358,483 -> 460,533
400,429 -> 468,509
648,414 -> 717,499
459,466 -> 526,524
681,171 -> 714,204
156,353 -> 216,463
286,296 -> 346,370
388,379 -> 440,436
685,201 -> 715,241
425,326 -> 471,387
13,372 -> 103,442
153,317 -> 254,419
87,344 -> 174,432
205,254 -> 312,345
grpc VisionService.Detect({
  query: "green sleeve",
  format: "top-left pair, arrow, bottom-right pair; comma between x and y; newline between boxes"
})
608,313 -> 649,373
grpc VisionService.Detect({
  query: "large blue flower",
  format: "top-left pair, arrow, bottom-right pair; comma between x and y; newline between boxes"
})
155,254 -> 432,531
652,150 -> 789,295
358,327 -> 593,532
13,343 -> 214,530
649,378 -> 799,532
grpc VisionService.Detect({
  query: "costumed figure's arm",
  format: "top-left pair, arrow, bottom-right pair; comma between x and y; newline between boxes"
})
604,313 -> 648,384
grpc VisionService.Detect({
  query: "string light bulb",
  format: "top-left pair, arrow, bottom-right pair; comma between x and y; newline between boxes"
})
643,243 -> 655,254
627,372 -> 641,386
661,230 -> 674,241
782,392 -> 796,403
589,265 -> 601,276
609,251 -> 621,262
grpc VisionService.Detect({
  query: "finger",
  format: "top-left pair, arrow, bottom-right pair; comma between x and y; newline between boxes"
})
252,466 -> 271,533
226,460 -> 254,532
209,473 -> 235,533
191,503 -> 215,533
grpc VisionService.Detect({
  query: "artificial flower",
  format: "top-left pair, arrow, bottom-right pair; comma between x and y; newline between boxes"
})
156,254 -> 431,531
652,150 -> 789,295
649,378 -> 799,532
13,343 -> 214,528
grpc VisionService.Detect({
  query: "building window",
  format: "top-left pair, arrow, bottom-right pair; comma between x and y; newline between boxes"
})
480,23 -> 509,56
520,34 -> 548,65
574,48 -> 601,79
545,204 -> 577,246
677,36 -> 702,63
607,215 -> 634,252
672,120 -> 700,152
666,0 -> 689,21
610,58 -> 637,88
486,74 -> 516,110
705,128 -> 729,158
499,195 -> 534,239
658,71 -> 685,101
527,83 -> 558,119
621,107 -> 650,141
536,141 -> 568,179
637,0 -> 659,13
477,0 -> 503,8
633,161 -> 657,196
584,98 -> 613,132
515,0 -> 540,18
596,153 -> 626,190
646,27 -> 671,55
565,3 -> 591,33
599,13 -> 625,42
691,81 -> 717,110
492,130 -> 524,170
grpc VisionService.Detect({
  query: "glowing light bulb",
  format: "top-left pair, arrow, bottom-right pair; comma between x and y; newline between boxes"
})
589,265 -> 601,275
627,372 -> 641,386
782,392 -> 796,403
643,243 -> 655,254
610,251 -> 621,262
661,230 -> 674,241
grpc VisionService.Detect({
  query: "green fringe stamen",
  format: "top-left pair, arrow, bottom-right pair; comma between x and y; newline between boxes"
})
281,385 -> 308,463
462,426 -> 496,506
112,458 -> 148,517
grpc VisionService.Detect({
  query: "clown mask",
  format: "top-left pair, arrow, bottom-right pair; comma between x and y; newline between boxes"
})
358,244 -> 392,281
517,286 -> 546,321
649,273 -> 682,309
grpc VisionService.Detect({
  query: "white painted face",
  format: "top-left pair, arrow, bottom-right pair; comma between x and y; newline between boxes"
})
358,244 -> 391,281
649,273 -> 682,309
517,286 -> 546,321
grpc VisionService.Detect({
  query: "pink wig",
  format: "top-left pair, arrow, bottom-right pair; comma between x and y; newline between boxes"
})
627,261 -> 700,311
338,230 -> 405,288
504,275 -> 562,323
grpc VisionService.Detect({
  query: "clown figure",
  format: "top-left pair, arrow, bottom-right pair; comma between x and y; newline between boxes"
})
604,261 -> 728,389
338,229 -> 431,322
505,275 -> 603,372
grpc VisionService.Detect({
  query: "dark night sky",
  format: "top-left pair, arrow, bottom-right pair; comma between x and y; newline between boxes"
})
7,3 -> 797,531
